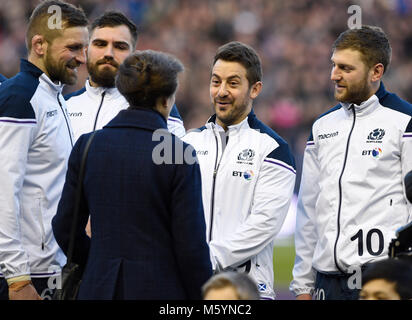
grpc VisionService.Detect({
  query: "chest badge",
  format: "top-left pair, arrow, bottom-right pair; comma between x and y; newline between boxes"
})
367,128 -> 385,143
238,149 -> 255,161
237,149 -> 255,165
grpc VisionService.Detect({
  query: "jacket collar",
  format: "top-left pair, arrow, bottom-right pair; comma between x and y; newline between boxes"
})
21,59 -> 64,93
85,79 -> 123,100
104,107 -> 168,131
340,82 -> 387,117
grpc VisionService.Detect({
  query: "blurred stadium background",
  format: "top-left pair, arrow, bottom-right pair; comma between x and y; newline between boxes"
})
1,0 -> 412,299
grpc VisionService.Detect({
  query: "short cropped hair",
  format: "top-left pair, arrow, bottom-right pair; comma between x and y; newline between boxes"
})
116,50 -> 184,109
26,0 -> 88,51
202,271 -> 260,300
213,41 -> 263,87
90,11 -> 138,48
332,25 -> 392,74
362,258 -> 412,299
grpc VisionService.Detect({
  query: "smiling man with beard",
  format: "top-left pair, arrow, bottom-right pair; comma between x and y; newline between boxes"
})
291,26 -> 412,300
65,11 -> 186,142
0,0 -> 88,300
183,41 -> 296,299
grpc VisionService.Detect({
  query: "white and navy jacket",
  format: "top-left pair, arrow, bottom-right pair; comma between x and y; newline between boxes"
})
65,80 -> 186,141
290,83 -> 412,296
183,111 -> 296,299
0,59 -> 72,279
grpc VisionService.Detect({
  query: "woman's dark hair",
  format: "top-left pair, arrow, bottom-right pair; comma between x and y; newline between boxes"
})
116,50 -> 184,109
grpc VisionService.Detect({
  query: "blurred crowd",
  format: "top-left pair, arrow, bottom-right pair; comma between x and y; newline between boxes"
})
1,0 -> 412,191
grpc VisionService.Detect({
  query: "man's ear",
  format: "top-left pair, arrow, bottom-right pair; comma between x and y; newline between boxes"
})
31,35 -> 47,57
249,81 -> 263,99
370,63 -> 384,83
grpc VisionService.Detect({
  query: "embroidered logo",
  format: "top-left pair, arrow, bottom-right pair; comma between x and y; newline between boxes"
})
318,131 -> 338,140
372,147 -> 382,158
243,170 -> 254,181
68,112 -> 82,117
362,147 -> 382,158
238,149 -> 255,161
236,149 -> 255,165
258,283 -> 267,292
367,128 -> 385,143
46,110 -> 58,118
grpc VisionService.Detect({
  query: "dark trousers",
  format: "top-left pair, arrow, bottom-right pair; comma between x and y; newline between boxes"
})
314,271 -> 360,300
0,277 -> 56,300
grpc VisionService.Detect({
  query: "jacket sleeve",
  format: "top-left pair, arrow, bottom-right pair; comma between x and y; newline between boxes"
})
170,141 -> 213,299
289,132 -> 319,297
401,118 -> 412,220
0,119 -> 35,278
208,142 -> 296,270
52,134 -> 91,268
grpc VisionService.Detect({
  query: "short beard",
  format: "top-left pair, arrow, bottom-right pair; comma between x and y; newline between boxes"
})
335,74 -> 371,105
45,49 -> 77,85
87,59 -> 118,88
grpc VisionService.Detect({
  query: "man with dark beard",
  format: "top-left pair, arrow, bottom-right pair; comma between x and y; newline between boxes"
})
65,11 -> 186,141
291,26 -> 412,300
0,0 -> 88,300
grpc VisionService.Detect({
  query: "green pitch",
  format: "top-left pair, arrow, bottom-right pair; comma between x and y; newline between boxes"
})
273,241 -> 295,288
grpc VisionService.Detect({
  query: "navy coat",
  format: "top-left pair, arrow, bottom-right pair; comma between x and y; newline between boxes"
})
52,108 -> 212,300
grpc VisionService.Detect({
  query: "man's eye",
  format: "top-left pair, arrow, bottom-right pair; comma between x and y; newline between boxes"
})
116,44 -> 129,50
68,45 -> 81,51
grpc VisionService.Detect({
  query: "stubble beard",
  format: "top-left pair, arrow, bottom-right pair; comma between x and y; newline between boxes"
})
213,99 -> 250,128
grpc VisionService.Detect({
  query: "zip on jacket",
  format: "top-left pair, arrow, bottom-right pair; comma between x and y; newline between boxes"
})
57,93 -> 74,148
209,127 -> 229,242
93,91 -> 106,131
334,105 -> 356,274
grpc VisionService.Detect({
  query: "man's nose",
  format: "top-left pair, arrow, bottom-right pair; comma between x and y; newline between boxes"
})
330,67 -> 341,81
76,48 -> 87,65
103,44 -> 114,58
217,83 -> 229,97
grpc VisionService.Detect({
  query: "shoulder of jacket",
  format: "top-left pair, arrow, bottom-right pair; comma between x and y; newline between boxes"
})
0,73 -> 40,120
246,114 -> 296,170
379,91 -> 412,117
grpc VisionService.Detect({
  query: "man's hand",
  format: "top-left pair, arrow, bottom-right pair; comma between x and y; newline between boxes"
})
296,294 -> 312,300
8,281 -> 42,300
